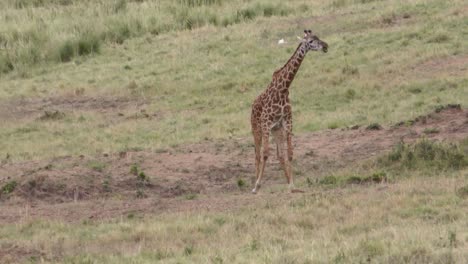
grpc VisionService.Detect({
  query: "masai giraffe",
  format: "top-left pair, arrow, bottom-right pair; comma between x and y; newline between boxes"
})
251,29 -> 328,193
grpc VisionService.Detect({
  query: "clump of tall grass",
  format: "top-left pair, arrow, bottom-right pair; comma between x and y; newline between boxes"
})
0,54 -> 15,74
1,0 -> 298,75
378,139 -> 468,171
58,33 -> 101,62
220,3 -> 290,27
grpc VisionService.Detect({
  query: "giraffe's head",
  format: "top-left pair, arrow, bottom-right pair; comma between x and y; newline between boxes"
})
301,29 -> 328,53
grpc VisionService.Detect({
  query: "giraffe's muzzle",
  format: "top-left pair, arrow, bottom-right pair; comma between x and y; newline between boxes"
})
322,42 -> 329,53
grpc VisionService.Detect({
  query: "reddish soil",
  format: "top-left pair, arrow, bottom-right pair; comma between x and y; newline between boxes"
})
0,106 -> 466,224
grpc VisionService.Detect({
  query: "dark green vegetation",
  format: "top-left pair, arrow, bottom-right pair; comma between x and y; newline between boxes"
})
379,139 -> 468,171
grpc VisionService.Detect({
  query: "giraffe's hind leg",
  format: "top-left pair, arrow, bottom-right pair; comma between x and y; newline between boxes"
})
252,126 -> 262,187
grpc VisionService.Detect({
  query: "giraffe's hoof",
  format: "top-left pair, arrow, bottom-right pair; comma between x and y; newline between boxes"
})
251,188 -> 257,194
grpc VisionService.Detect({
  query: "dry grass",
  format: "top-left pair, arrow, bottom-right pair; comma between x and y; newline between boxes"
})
1,170 -> 467,263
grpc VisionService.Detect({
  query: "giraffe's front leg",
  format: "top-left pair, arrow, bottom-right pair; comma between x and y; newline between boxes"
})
252,129 -> 270,194
285,115 -> 295,190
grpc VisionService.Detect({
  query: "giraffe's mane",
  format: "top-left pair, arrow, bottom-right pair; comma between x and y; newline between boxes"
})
272,42 -> 303,78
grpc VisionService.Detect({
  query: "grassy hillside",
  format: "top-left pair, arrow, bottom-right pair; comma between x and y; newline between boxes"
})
0,1 -> 467,262
0,0 -> 466,161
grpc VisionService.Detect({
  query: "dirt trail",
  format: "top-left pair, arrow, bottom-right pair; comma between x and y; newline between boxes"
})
0,107 -> 466,223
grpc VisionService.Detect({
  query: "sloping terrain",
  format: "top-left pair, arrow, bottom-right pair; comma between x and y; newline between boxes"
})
1,106 -> 466,223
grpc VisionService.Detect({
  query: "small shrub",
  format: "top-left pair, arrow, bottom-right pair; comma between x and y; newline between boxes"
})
2,181 -> 17,194
366,123 -> 382,130
130,164 -> 139,175
135,169 -> 150,188
39,110 -> 65,121
237,178 -> 245,188
319,176 -> 337,185
138,171 -> 148,182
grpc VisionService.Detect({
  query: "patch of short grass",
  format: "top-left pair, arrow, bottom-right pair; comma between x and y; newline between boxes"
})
87,160 -> 106,172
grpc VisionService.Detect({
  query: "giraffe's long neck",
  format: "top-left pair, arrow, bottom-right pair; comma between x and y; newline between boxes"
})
273,43 -> 307,90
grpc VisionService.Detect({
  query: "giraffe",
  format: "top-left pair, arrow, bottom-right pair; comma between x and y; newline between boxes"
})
250,29 -> 328,194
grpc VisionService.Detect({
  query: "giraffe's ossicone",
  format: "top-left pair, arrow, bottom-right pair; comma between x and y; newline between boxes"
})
250,29 -> 328,194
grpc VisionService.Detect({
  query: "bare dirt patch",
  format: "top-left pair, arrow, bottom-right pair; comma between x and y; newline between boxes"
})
410,55 -> 468,79
0,95 -> 148,121
0,107 -> 466,223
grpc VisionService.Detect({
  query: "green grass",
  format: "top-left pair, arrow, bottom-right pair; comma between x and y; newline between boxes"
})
379,138 -> 468,171
0,0 -> 467,162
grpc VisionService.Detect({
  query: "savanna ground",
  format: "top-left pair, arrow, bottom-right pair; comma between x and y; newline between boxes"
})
0,0 -> 467,263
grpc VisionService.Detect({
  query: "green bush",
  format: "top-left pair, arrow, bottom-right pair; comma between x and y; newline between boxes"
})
379,139 -> 467,170
77,33 -> 101,56
2,181 -> 17,194
130,164 -> 139,176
